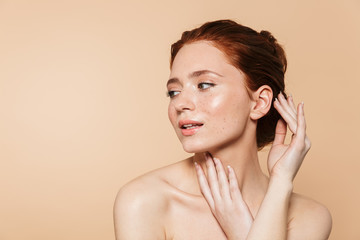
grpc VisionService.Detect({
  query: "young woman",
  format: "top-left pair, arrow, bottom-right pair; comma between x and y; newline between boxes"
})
114,20 -> 332,239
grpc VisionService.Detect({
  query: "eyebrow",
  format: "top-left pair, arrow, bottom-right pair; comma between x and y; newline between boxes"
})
166,70 -> 223,87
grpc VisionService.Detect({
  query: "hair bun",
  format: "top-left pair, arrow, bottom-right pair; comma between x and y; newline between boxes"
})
260,30 -> 276,44
260,30 -> 287,73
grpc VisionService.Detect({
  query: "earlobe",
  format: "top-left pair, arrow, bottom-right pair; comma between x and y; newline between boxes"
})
250,86 -> 273,120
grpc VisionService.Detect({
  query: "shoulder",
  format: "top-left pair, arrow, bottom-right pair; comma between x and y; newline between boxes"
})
114,170 -> 169,210
288,193 -> 332,240
114,160 -> 188,239
114,169 -> 171,239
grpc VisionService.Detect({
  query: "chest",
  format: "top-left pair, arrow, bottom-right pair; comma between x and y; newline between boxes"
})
165,198 -> 228,240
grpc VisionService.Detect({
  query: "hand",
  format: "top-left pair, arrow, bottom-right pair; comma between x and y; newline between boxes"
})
194,153 -> 253,240
267,93 -> 311,182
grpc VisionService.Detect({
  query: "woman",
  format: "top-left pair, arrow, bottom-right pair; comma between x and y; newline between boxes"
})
114,20 -> 332,239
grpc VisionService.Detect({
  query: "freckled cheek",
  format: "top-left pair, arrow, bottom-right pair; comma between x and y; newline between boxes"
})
204,94 -> 232,115
202,93 -> 249,131
198,94 -> 229,128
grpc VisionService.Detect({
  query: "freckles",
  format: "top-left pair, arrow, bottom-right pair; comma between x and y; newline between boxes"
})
214,117 -> 226,135
197,100 -> 207,110
204,94 -> 228,117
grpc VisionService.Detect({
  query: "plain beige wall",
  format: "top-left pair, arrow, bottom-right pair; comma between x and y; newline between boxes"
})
0,0 -> 359,239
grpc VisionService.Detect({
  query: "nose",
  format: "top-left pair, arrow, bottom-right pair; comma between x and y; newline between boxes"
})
173,90 -> 195,112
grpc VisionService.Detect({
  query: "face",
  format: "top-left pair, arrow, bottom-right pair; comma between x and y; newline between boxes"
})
167,41 -> 254,153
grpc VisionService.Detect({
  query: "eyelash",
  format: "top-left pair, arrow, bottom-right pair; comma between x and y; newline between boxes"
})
198,82 -> 215,90
166,82 -> 215,98
166,90 -> 180,98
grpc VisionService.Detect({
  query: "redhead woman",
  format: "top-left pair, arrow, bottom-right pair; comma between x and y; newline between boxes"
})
113,20 -> 332,239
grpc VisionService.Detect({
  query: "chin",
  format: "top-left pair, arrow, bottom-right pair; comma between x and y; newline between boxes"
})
180,134 -> 245,154
180,139 -> 222,154
181,141 -> 208,153
182,146 -> 204,154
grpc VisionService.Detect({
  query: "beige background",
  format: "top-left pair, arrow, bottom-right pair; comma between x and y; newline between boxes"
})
0,0 -> 359,239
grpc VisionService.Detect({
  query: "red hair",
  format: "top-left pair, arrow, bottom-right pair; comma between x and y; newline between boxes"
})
170,19 -> 287,149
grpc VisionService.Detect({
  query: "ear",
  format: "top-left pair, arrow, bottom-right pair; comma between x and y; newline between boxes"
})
249,85 -> 273,120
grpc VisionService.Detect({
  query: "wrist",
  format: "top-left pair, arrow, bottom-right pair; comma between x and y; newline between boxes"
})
268,176 -> 294,194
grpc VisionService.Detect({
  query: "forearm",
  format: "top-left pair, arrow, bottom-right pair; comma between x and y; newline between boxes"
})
246,177 -> 293,240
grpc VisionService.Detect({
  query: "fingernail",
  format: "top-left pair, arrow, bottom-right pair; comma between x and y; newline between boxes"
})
274,97 -> 278,102
194,162 -> 200,170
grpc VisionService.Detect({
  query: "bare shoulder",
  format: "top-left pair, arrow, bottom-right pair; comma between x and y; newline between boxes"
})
114,168 -> 170,239
288,193 -> 332,240
114,160 -> 188,240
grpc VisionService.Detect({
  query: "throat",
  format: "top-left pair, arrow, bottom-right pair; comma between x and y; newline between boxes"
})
192,150 -> 269,208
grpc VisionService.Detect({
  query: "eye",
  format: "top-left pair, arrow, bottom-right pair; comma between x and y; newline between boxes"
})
198,82 -> 215,90
167,90 -> 180,98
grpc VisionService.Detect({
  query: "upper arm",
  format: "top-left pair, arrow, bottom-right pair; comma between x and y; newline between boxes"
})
113,181 -> 166,240
288,197 -> 332,240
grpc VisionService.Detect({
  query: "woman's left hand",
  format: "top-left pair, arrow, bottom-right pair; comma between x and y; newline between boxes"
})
194,153 -> 253,240
267,92 -> 311,182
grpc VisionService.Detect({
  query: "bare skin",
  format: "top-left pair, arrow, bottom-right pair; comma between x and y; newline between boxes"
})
114,41 -> 332,239
114,155 -> 331,239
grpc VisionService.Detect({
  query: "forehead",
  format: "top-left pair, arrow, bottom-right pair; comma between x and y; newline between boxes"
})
170,41 -> 237,78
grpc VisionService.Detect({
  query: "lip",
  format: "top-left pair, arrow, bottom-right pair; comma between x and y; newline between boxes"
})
178,119 -> 204,136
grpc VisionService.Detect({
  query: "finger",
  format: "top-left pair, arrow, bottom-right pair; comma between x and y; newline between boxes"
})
274,98 -> 297,134
213,157 -> 231,202
227,165 -> 243,202
278,92 -> 297,120
194,161 -> 215,209
228,166 -> 255,222
295,102 -> 306,141
205,153 -> 222,202
287,94 -> 297,114
273,118 -> 287,146
289,102 -> 307,154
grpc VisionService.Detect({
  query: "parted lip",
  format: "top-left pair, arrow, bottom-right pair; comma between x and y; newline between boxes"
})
178,119 -> 204,129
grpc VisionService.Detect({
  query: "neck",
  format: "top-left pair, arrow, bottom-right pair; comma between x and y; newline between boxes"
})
192,130 -> 269,214
194,138 -> 266,189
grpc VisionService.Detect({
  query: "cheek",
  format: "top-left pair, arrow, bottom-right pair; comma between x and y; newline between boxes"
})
196,92 -> 225,116
168,104 -> 176,126
203,92 -> 247,115
203,92 -> 250,128
207,94 -> 224,110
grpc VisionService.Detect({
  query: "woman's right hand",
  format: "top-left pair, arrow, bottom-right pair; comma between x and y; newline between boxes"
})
194,153 -> 254,240
267,93 -> 311,182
